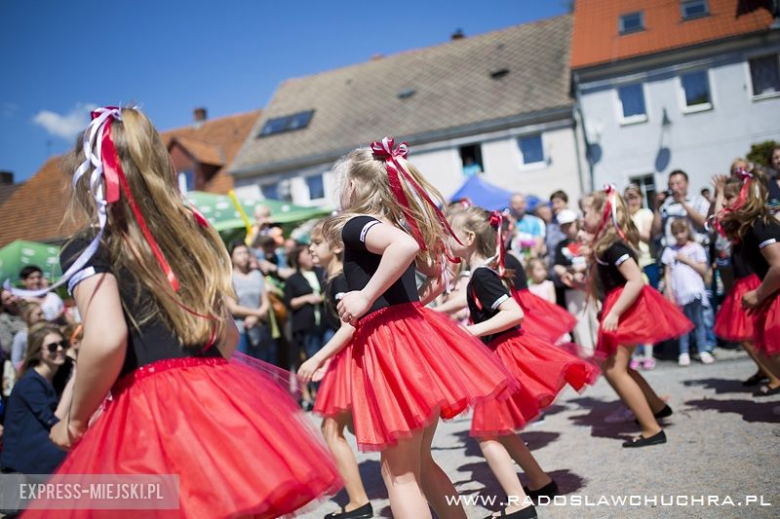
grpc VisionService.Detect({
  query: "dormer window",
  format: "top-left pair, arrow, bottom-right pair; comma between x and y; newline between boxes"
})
681,0 -> 709,21
258,110 -> 315,137
619,11 -> 644,35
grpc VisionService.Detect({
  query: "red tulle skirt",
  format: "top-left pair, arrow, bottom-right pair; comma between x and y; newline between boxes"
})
471,329 -> 599,437
349,303 -> 515,451
512,289 -> 577,342
314,344 -> 353,418
25,355 -> 341,519
596,286 -> 694,359
755,294 -> 780,356
714,275 -> 760,342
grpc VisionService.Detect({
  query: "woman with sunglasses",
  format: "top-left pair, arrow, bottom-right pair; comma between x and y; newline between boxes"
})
0,323 -> 75,474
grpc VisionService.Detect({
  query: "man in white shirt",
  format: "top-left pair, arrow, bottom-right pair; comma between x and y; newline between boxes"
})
20,266 -> 65,323
652,170 -> 710,247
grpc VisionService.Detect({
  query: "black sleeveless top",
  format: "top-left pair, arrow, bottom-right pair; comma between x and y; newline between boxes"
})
61,233 -> 223,379
740,218 -> 780,280
341,216 -> 419,316
466,266 -> 518,344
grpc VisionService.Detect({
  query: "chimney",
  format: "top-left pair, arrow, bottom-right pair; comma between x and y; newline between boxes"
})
451,28 -> 465,40
193,107 -> 207,122
0,171 -> 13,185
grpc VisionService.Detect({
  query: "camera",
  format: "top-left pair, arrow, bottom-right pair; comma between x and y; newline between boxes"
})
664,189 -> 674,198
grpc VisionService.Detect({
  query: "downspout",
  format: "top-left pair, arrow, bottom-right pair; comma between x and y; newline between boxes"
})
572,71 -> 595,193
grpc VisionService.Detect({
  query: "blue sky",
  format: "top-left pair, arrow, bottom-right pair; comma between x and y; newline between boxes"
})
0,0 -> 568,182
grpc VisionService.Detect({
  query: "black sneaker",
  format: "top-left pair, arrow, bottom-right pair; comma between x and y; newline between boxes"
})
622,430 -> 667,448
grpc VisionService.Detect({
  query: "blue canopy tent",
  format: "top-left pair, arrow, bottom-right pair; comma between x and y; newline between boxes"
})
449,176 -> 542,212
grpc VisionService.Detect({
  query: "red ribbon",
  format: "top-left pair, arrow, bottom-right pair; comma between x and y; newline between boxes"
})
97,109 -> 180,292
489,211 -> 506,277
370,137 -> 462,262
711,167 -> 755,241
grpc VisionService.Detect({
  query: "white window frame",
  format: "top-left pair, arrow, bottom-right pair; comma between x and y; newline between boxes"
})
744,53 -> 780,102
177,171 -> 195,193
615,82 -> 649,125
305,173 -> 326,203
516,134 -> 547,171
677,68 -> 714,114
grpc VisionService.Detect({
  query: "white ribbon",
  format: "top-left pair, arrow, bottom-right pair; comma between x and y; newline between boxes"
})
4,108 -> 123,297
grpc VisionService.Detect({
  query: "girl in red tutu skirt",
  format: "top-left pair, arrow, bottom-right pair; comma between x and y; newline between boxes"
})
713,177 -> 780,395
715,168 -> 780,383
308,219 -> 372,519
582,186 -> 693,448
448,207 -> 599,519
298,138 -> 515,519
21,107 -> 341,518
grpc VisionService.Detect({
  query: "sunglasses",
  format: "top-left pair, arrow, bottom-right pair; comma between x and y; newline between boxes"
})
44,340 -> 68,353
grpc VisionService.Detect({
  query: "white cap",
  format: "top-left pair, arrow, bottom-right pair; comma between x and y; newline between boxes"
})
557,209 -> 578,225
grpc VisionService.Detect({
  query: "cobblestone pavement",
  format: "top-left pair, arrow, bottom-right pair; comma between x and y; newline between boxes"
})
300,348 -> 780,519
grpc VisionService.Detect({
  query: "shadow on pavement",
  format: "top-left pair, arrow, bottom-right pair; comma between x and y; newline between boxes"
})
684,398 -> 780,423
324,459 -> 388,515
683,377 -> 757,395
454,464 -> 586,500
565,396 -> 677,442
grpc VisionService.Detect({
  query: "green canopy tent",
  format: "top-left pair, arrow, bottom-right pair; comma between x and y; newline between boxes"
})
0,240 -> 62,285
185,191 -> 332,232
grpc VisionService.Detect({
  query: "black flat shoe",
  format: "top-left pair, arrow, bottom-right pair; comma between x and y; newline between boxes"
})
622,430 -> 667,448
483,504 -> 537,519
522,479 -> 558,501
743,372 -> 769,387
755,384 -> 780,397
634,404 -> 673,425
324,502 -> 373,519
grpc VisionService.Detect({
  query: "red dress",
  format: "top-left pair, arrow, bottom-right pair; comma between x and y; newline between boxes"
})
595,242 -> 693,359
740,219 -> 780,356
24,355 -> 342,519
714,274 -> 760,342
314,344 -> 354,418
512,288 -> 578,343
466,267 -> 599,438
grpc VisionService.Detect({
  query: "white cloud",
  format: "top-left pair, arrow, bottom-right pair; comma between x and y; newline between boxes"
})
32,103 -> 98,140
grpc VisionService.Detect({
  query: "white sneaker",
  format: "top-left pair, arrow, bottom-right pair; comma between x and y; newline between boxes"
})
678,353 -> 691,366
604,406 -> 635,423
699,352 -> 715,364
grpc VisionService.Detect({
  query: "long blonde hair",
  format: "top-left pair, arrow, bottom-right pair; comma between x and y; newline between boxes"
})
718,167 -> 771,241
333,146 -> 452,267
64,107 -> 234,346
448,206 -> 513,287
583,189 -> 639,299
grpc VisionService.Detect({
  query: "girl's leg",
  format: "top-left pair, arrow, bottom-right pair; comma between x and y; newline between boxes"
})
756,351 -> 780,382
743,341 -> 780,389
602,346 -> 662,438
381,431 -> 431,519
627,369 -> 666,414
478,436 -> 533,516
321,413 -> 370,512
420,417 -> 467,519
499,434 -> 551,491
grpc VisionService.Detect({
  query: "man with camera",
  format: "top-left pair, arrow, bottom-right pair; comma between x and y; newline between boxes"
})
652,169 -> 710,248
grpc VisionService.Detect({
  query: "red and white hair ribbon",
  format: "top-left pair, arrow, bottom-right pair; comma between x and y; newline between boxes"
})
488,211 -> 506,276
595,184 -> 627,242
370,137 -> 462,260
709,167 -> 758,239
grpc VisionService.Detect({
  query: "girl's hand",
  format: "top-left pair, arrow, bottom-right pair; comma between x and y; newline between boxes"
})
602,311 -> 619,332
337,291 -> 372,325
298,357 -> 323,383
676,251 -> 690,264
742,290 -> 761,311
711,174 -> 727,194
50,420 -> 85,451
311,358 -> 331,383
244,315 -> 259,329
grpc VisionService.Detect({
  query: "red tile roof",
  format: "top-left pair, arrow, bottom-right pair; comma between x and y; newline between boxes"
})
0,110 -> 260,248
571,0 -> 775,69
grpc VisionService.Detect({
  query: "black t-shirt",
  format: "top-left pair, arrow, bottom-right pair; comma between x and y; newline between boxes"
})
731,242 -> 754,280
596,241 -> 637,295
324,273 -> 348,332
466,267 -> 518,344
284,267 -> 326,335
342,216 -> 419,315
740,218 -> 780,280
504,253 -> 528,291
61,233 -> 224,379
